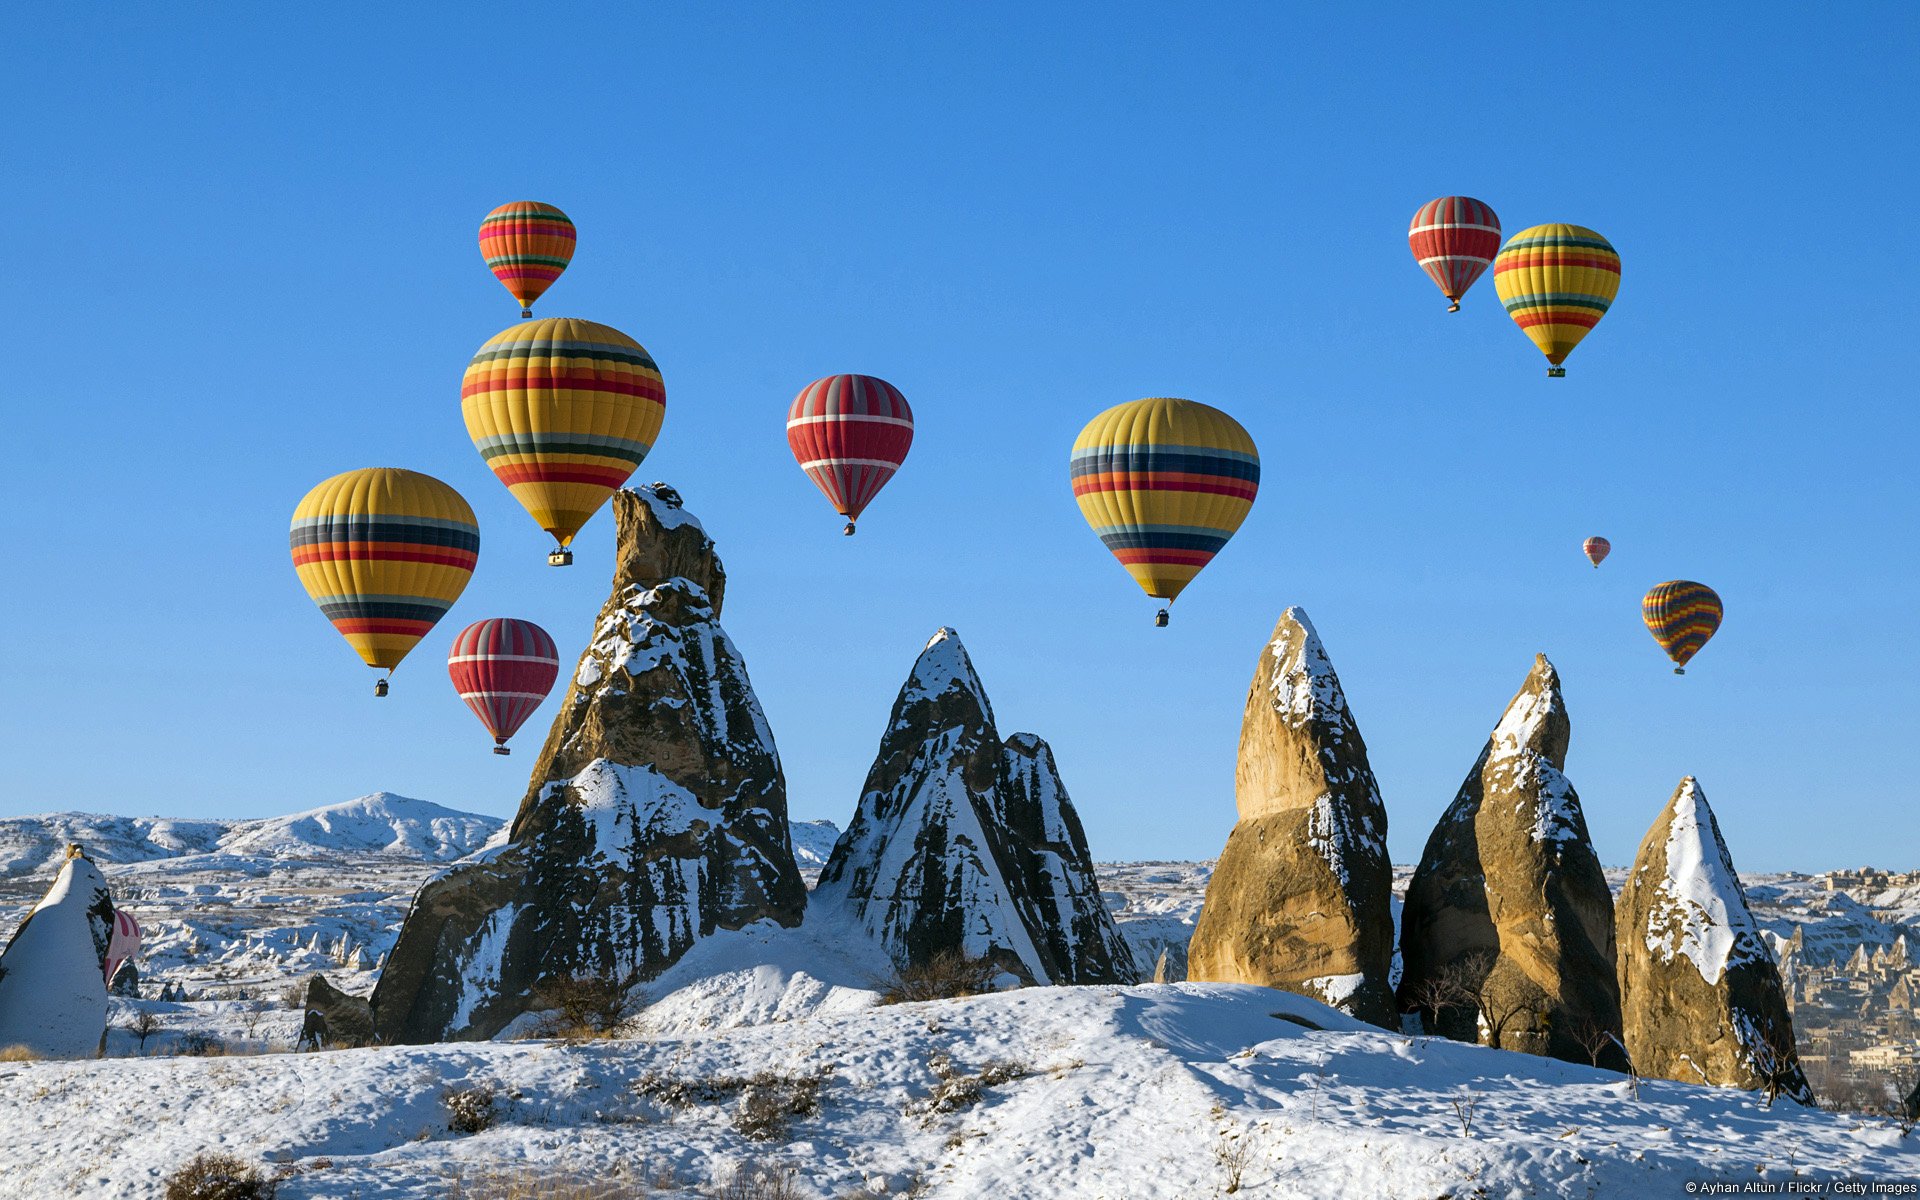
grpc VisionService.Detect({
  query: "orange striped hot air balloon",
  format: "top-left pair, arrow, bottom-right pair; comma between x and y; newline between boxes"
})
1492,224 -> 1621,376
478,202 -> 577,318
1583,536 -> 1611,568
1642,580 -> 1722,675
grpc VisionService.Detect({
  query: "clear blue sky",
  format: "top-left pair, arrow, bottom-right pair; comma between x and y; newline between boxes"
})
3,5 -> 1915,872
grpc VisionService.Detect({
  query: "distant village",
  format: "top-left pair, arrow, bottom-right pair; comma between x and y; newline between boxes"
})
1776,867 -> 1920,1100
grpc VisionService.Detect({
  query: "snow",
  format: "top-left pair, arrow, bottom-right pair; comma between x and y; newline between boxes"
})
3,981 -> 1912,1197
0,856 -> 111,1058
1645,778 -> 1769,985
636,481 -> 706,532
898,627 -> 994,724
1267,607 -> 1347,730
786,820 -> 842,870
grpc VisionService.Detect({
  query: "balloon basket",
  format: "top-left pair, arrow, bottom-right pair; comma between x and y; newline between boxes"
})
374,678 -> 389,697
842,521 -> 856,536
548,548 -> 573,567
1154,608 -> 1170,628
1547,367 -> 1567,378
1674,667 -> 1686,676
493,746 -> 512,756
521,308 -> 533,319
1447,301 -> 1461,313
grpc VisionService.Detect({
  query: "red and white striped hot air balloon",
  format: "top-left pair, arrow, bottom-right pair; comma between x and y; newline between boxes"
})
103,909 -> 140,988
447,618 -> 561,755
1583,536 -> 1611,568
1408,196 -> 1502,312
786,374 -> 914,535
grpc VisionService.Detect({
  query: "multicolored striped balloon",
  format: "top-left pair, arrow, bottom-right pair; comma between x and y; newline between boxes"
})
290,468 -> 478,688
1408,196 -> 1501,312
786,374 -> 914,534
1583,536 -> 1611,568
103,909 -> 140,987
461,317 -> 666,561
1070,397 -> 1260,623
1493,223 -> 1622,376
447,618 -> 561,754
1642,580 -> 1723,674
479,201 -> 577,317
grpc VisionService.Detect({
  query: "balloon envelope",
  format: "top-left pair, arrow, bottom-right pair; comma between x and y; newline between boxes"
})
103,909 -> 140,987
1408,196 -> 1501,310
786,374 -> 914,528
1070,397 -> 1259,604
448,618 -> 561,749
462,318 -> 666,551
1492,224 -> 1621,370
478,202 -> 576,316
1583,536 -> 1611,567
290,468 -> 478,672
1642,580 -> 1723,673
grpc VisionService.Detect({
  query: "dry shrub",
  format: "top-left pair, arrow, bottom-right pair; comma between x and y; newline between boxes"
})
444,1163 -> 654,1199
528,972 -> 644,1041
163,1152 -> 277,1200
908,1051 -> 1030,1119
876,950 -> 999,1005
0,1045 -> 40,1062
706,1164 -> 805,1200
177,1032 -> 228,1057
634,1069 -> 826,1141
443,1084 -> 500,1134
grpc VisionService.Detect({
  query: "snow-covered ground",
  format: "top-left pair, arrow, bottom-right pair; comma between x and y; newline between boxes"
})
4,798 -> 1919,1196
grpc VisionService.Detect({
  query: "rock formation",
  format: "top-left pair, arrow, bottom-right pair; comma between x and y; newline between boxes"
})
0,845 -> 114,1058
1617,778 -> 1812,1103
1186,608 -> 1396,1026
1397,655 -> 1626,1069
302,974 -> 375,1049
812,628 -> 1136,984
371,485 -> 808,1043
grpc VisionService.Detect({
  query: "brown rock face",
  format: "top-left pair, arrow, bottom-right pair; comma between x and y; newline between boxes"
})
371,485 -> 807,1043
301,974 -> 373,1049
1186,609 -> 1396,1027
1397,655 -> 1627,1069
1617,778 -> 1812,1103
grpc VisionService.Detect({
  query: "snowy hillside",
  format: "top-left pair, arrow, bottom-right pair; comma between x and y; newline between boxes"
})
5,979 -> 1915,1198
0,793 -> 500,877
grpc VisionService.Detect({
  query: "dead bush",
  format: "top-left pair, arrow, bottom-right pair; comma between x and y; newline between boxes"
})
443,1163 -> 655,1198
706,1164 -> 805,1200
176,1032 -> 227,1057
907,1051 -> 1031,1119
443,1084 -> 500,1134
280,982 -> 307,1010
634,1069 -> 827,1141
0,1045 -> 40,1062
876,950 -> 1000,1005
163,1152 -> 277,1200
528,971 -> 644,1041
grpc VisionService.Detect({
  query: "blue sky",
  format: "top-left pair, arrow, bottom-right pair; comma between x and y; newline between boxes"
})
3,5 -> 1915,871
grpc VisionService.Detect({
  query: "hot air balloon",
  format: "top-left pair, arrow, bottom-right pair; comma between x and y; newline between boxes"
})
1642,580 -> 1723,674
1583,536 -> 1611,568
103,909 -> 140,989
786,374 -> 914,535
447,618 -> 561,754
1408,196 -> 1502,312
478,202 -> 577,318
462,317 -> 666,565
1492,224 -> 1621,376
1070,397 -> 1259,626
290,468 -> 479,694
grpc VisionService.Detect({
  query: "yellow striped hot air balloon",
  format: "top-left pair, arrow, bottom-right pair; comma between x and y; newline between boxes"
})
1070,397 -> 1260,626
290,468 -> 478,694
1492,224 -> 1621,376
461,317 -> 666,565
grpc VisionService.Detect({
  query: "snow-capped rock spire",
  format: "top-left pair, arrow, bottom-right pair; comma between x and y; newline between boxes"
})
813,628 -> 1135,985
1398,655 -> 1625,1067
1188,608 -> 1396,1026
0,847 -> 114,1058
1617,777 -> 1812,1103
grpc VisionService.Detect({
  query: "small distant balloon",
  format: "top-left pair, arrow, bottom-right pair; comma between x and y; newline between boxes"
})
1583,536 -> 1611,568
786,374 -> 914,535
1642,580 -> 1722,675
1069,397 -> 1259,626
1408,196 -> 1502,312
1492,224 -> 1621,376
478,202 -> 577,318
447,618 -> 561,754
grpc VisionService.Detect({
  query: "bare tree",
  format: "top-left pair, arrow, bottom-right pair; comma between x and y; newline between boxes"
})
1750,1020 -> 1808,1109
1450,1086 -> 1478,1137
1404,952 -> 1490,1039
127,1008 -> 160,1055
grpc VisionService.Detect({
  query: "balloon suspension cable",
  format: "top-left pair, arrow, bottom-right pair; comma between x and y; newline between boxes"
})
548,546 -> 573,567
1155,608 -> 1170,628
1447,300 -> 1461,313
842,520 -> 857,536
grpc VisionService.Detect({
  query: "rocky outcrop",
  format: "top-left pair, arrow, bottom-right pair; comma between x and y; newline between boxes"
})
1397,656 -> 1626,1069
0,845 -> 114,1058
371,485 -> 808,1043
302,973 -> 375,1049
813,629 -> 1136,984
1617,778 -> 1812,1103
1186,609 -> 1396,1026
